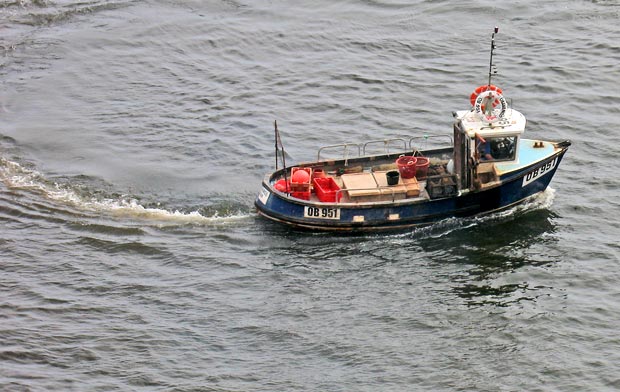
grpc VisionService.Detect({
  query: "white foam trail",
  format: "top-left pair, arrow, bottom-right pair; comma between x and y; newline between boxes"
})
0,157 -> 252,224
387,187 -> 557,241
471,187 -> 554,229
92,198 -> 251,224
492,187 -> 556,219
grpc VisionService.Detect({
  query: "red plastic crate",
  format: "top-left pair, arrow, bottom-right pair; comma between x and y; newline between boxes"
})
290,167 -> 312,192
313,177 -> 342,202
291,190 -> 311,200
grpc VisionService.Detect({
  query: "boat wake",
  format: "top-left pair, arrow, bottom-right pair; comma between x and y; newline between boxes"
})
0,157 -> 253,225
408,187 -> 556,240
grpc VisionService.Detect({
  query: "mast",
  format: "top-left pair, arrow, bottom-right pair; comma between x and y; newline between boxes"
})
274,121 -> 289,193
487,26 -> 499,87
274,120 -> 279,170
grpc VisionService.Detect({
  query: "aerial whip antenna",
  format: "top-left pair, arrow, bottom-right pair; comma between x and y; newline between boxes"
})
488,26 -> 499,87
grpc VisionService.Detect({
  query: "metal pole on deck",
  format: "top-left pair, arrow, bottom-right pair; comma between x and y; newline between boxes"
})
275,121 -> 289,193
274,120 -> 278,170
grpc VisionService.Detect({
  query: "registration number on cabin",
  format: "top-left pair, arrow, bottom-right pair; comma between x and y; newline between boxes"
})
522,157 -> 558,187
304,206 -> 341,220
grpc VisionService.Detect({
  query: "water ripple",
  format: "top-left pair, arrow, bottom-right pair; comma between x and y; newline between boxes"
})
2,1 -> 619,391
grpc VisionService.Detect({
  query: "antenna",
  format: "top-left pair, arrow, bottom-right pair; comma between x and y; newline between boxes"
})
488,26 -> 499,87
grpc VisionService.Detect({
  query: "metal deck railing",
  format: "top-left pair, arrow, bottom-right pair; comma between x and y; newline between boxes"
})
316,134 -> 453,162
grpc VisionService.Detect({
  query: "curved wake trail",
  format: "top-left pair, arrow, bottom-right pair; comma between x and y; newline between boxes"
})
0,157 -> 253,225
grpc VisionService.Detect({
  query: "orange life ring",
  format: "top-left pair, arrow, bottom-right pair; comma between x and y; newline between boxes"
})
469,85 -> 503,108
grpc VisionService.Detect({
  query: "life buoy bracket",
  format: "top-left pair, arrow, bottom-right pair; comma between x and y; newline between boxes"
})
473,89 -> 507,123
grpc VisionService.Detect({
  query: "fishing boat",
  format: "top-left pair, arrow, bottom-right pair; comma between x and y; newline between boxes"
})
255,28 -> 571,232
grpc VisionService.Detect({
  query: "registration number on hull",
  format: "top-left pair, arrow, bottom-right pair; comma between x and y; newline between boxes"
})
304,206 -> 341,220
258,187 -> 270,204
522,157 -> 558,187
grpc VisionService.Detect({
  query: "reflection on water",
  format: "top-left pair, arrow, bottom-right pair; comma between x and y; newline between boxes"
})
434,209 -> 561,307
257,189 -> 561,308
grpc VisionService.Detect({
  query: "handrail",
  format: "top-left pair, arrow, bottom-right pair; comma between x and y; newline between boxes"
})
408,135 -> 453,151
362,138 -> 407,156
317,143 -> 361,162
316,134 -> 453,162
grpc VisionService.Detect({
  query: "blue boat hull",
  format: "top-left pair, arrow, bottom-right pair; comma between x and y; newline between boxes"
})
255,148 -> 569,232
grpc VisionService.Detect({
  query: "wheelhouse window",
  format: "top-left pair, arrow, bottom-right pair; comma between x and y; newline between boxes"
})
478,136 -> 517,161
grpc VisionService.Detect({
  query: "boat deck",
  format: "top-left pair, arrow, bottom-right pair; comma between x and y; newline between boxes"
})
273,152 -> 452,205
495,139 -> 556,175
329,172 -> 430,204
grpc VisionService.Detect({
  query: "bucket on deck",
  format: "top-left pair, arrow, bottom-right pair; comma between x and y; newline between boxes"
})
415,157 -> 430,180
396,156 -> 417,179
386,170 -> 400,186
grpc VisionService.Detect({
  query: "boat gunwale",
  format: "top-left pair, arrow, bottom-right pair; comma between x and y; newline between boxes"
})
261,141 -> 570,209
